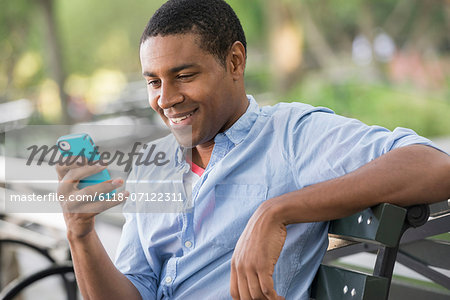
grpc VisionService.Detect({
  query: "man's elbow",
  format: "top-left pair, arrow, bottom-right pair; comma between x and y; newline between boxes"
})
443,154 -> 450,196
427,145 -> 450,202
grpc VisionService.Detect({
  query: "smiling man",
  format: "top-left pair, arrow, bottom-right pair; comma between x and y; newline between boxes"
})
57,0 -> 450,299
141,33 -> 248,163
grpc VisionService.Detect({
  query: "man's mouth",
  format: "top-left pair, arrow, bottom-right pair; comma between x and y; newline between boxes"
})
167,109 -> 197,125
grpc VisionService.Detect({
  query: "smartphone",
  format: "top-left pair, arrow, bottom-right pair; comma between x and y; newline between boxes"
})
57,133 -> 115,196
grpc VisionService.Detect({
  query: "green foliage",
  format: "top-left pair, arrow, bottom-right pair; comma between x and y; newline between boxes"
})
0,0 -> 36,42
1,0 -> 449,137
228,0 -> 266,46
287,78 -> 450,138
56,0 -> 166,75
0,0 -> 45,95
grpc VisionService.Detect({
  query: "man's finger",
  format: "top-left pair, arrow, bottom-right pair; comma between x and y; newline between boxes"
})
230,263 -> 240,299
81,178 -> 124,195
247,272 -> 268,300
236,270 -> 252,300
59,168 -> 122,215
60,164 -> 106,189
56,156 -> 105,180
258,274 -> 277,300
56,156 -> 87,180
62,190 -> 129,214
78,190 -> 128,213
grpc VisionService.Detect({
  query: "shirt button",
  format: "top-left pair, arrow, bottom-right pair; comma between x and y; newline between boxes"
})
184,240 -> 192,248
165,276 -> 172,284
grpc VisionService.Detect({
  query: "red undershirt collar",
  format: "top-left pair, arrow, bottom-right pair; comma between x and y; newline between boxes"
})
188,160 -> 205,176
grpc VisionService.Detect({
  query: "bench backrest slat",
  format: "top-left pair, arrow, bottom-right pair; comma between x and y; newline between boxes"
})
311,203 -> 427,300
329,204 -> 407,248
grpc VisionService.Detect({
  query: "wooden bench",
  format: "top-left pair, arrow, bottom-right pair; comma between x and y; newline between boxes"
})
310,203 -> 431,300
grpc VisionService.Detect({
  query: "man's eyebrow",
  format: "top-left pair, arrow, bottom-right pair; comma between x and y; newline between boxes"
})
169,63 -> 198,74
142,63 -> 199,77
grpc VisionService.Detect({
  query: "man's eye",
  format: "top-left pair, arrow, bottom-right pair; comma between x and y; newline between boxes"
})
177,74 -> 195,80
147,80 -> 160,87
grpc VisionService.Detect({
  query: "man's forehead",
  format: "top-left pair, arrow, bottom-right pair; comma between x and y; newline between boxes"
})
141,34 -> 203,57
140,34 -> 209,71
140,34 -> 207,62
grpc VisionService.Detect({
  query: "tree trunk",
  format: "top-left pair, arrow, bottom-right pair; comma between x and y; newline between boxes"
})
38,0 -> 72,124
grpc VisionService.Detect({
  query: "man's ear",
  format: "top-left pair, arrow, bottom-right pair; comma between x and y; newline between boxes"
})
228,41 -> 246,80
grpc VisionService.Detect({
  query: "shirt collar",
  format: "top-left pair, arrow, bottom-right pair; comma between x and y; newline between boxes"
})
218,95 -> 259,145
175,95 -> 259,166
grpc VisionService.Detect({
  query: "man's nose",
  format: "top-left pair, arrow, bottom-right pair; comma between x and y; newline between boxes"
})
157,83 -> 184,109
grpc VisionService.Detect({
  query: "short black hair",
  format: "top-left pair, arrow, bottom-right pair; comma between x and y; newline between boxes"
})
140,0 -> 247,67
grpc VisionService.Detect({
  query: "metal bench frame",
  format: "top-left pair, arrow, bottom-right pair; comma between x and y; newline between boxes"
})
311,203 -> 432,300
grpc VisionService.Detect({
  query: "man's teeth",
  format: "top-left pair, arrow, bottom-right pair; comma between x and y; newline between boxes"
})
171,112 -> 194,123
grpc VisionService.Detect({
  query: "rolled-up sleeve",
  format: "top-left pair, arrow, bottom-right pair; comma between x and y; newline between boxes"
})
114,210 -> 158,299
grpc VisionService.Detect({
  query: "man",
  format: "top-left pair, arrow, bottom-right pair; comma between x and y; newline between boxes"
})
56,0 -> 450,299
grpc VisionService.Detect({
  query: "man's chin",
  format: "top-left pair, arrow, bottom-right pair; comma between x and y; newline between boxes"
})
171,126 -> 193,148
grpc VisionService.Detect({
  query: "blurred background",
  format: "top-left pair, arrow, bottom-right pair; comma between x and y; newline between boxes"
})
0,0 -> 449,136
0,0 -> 449,299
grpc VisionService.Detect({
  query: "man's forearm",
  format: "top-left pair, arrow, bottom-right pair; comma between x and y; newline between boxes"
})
68,230 -> 142,300
266,144 -> 450,225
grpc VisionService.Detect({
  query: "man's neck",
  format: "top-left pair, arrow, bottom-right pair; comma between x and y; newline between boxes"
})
192,141 -> 215,169
191,93 -> 249,169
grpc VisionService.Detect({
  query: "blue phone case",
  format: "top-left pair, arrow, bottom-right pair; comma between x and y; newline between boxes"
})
57,133 -> 116,196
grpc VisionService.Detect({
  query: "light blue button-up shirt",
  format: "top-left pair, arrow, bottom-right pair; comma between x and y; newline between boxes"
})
115,96 -> 435,299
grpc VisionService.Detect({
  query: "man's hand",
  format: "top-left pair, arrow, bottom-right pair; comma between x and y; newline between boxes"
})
230,201 -> 286,300
56,158 -> 128,239
55,158 -> 141,300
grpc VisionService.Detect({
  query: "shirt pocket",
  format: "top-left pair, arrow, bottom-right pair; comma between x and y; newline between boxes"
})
212,184 -> 268,250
